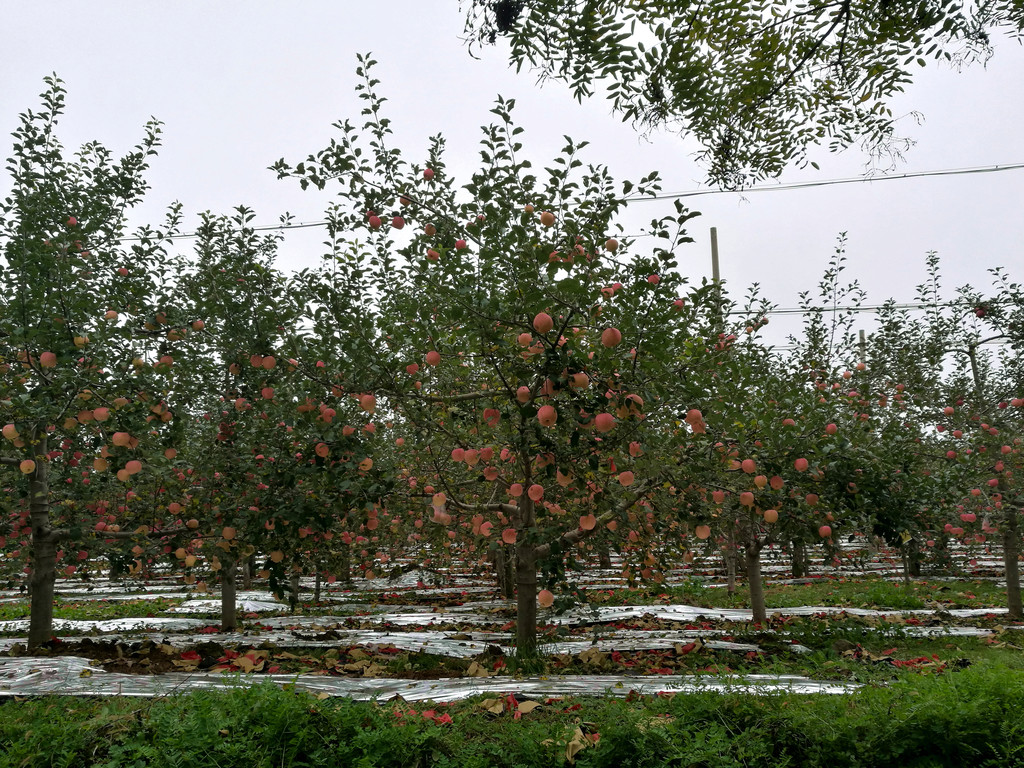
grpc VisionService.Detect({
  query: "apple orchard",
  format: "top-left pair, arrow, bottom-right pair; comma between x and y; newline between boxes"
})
2,70 -> 1022,652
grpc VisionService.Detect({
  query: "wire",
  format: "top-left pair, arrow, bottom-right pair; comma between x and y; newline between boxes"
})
771,338 -> 1011,352
627,161 -> 1024,202
736,300 -> 990,317
718,298 -> 1008,317
119,160 -> 1024,242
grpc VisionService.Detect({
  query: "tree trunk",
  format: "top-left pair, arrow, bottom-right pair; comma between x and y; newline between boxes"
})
1004,507 -> 1022,620
314,570 -> 322,603
598,539 -> 612,569
909,541 -> 922,578
493,544 -> 516,599
492,544 -> 504,593
745,545 -> 767,625
515,541 -> 538,654
791,541 -> 807,579
27,434 -> 56,650
107,555 -> 123,584
289,571 -> 301,612
724,531 -> 737,595
502,545 -> 515,598
221,559 -> 237,632
901,539 -> 922,581
340,544 -> 352,584
241,556 -> 253,590
514,496 -> 538,655
493,545 -> 507,596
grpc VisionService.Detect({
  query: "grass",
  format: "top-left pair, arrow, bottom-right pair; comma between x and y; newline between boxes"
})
0,597 -> 187,624
4,663 -> 1024,767
584,576 -> 1009,612
2,573 -> 1024,765
1,576 -> 1003,627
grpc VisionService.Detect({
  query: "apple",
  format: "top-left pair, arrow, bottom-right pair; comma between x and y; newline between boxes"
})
533,312 -> 554,334
601,327 -> 622,347
537,405 -> 557,427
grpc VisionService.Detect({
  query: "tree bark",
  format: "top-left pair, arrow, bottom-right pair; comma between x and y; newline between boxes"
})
598,539 -> 612,569
514,496 -> 538,655
909,541 -> 922,578
496,545 -> 516,599
220,558 -> 237,632
492,544 -> 510,598
289,571 -> 301,612
724,530 -> 737,595
340,544 -> 352,584
515,541 -> 538,654
745,544 -> 767,625
790,540 -> 807,578
901,539 -> 922,582
107,554 -> 122,584
27,433 -> 56,650
241,556 -> 253,590
1004,506 -> 1022,620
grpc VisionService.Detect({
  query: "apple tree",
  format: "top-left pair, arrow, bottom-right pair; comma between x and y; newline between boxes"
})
273,56 -> 715,652
0,78 -> 192,647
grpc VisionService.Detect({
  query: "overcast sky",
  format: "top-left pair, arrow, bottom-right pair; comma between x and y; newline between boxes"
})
3,1 -> 1022,349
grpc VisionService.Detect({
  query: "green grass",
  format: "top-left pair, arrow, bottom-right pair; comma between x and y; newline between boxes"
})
586,576 -> 1009,612
4,663 -> 1024,767
0,597 -> 187,624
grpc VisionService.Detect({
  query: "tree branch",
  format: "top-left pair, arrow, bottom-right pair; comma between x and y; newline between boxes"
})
416,390 -> 494,403
535,485 -> 650,559
450,499 -> 520,516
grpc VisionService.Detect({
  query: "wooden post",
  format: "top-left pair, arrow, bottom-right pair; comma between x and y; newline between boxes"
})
710,227 -> 720,285
858,329 -> 867,365
711,227 -> 724,335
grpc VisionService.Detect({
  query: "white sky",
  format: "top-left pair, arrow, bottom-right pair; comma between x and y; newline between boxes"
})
3,1 -> 1022,348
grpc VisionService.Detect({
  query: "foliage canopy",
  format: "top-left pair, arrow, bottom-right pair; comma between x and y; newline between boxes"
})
464,0 -> 1024,187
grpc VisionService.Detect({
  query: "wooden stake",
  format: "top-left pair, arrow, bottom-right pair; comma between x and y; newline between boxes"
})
710,227 -> 720,284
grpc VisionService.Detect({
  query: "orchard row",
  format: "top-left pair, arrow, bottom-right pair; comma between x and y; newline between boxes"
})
2,71 -> 1021,651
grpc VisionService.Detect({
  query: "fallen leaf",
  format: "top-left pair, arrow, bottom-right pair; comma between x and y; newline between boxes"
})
565,727 -> 590,764
578,647 -> 608,666
478,698 -> 504,714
